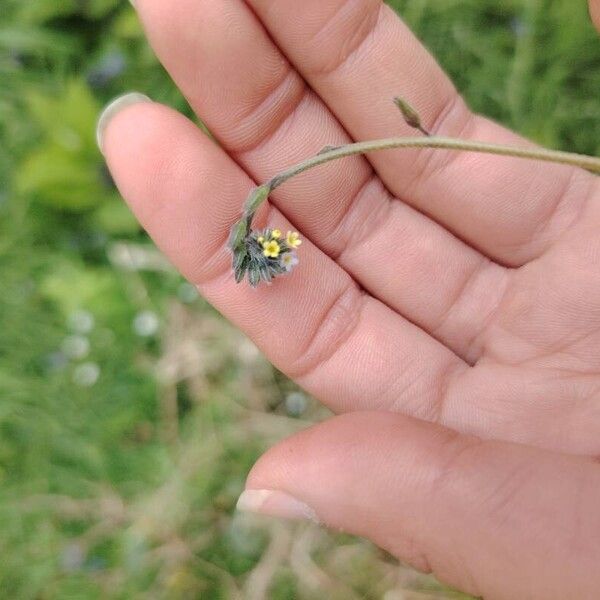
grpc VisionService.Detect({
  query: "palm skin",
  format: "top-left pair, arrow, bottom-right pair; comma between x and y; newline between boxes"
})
101,1 -> 600,598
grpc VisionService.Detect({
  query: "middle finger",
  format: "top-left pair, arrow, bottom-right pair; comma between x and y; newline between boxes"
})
133,0 -> 507,361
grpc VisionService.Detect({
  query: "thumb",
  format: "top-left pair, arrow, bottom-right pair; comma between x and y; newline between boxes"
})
591,0 -> 600,31
237,412 -> 600,600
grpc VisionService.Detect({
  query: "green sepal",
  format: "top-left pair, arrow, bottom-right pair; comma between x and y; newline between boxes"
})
233,248 -> 248,269
228,220 -> 247,251
393,97 -> 422,130
233,249 -> 249,283
234,260 -> 249,284
259,264 -> 273,284
243,185 -> 270,217
248,268 -> 261,288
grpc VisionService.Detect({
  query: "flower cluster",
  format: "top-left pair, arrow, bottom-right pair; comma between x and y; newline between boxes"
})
231,227 -> 302,287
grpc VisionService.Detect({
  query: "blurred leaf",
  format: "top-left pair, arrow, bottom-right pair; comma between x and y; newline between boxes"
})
16,146 -> 102,210
16,80 -> 106,211
13,0 -> 121,23
39,260 -> 124,318
85,0 -> 121,20
25,79 -> 100,151
0,26 -> 77,56
14,0 -> 78,24
92,197 -> 140,235
111,10 -> 145,39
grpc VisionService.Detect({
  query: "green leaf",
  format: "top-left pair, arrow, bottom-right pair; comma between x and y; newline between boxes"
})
85,0 -> 121,19
227,220 -> 247,250
39,260 -> 125,319
15,0 -> 78,24
92,197 -> 140,235
16,146 -> 102,211
25,80 -> 100,151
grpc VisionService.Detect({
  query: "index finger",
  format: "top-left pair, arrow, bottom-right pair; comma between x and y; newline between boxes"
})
100,99 -> 464,415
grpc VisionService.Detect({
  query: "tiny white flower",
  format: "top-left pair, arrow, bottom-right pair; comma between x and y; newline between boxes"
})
133,310 -> 159,337
285,392 -> 308,417
62,335 -> 90,360
68,310 -> 95,334
46,352 -> 68,372
73,362 -> 100,387
280,252 -> 299,273
177,282 -> 198,304
61,542 -> 86,572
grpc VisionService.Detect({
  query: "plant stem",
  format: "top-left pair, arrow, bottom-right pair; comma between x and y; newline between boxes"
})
266,136 -> 600,193
232,98 -> 600,285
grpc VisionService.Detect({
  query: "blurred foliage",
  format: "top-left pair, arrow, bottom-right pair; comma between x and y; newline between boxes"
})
0,0 -> 598,598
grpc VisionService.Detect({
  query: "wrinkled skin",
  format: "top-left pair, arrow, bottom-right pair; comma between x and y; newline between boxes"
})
102,1 -> 600,598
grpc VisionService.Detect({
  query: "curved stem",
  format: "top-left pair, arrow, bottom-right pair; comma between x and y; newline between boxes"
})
231,98 -> 600,286
265,136 -> 600,193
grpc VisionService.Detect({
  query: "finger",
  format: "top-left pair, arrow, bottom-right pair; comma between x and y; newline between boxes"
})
101,98 -> 465,417
245,0 -> 597,266
131,0 -> 507,362
101,100 -> 600,456
240,411 -> 600,600
591,0 -> 600,30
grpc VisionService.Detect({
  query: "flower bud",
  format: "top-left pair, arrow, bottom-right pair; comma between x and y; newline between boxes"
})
394,97 -> 423,130
243,184 -> 271,217
228,219 -> 247,251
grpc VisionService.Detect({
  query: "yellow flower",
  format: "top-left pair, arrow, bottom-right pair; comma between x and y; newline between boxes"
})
286,231 -> 302,249
257,236 -> 265,244
271,229 -> 282,239
262,240 -> 281,258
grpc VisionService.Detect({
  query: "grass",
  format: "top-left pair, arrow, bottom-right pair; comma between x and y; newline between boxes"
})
0,0 -> 598,597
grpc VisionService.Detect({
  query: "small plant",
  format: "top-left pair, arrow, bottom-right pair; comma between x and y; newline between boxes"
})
229,98 -> 600,287
231,227 -> 302,286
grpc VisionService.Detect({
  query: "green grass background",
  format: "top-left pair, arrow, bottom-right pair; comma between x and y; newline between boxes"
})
0,0 -> 599,598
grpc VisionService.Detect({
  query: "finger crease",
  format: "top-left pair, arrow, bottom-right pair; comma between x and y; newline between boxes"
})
227,69 -> 307,155
530,168 -> 595,257
308,0 -> 384,77
428,361 -> 468,425
432,259 -> 509,364
288,283 -> 366,380
328,175 -> 392,261
404,93 -> 473,195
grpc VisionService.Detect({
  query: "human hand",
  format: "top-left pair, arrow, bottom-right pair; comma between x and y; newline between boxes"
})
98,1 -> 600,598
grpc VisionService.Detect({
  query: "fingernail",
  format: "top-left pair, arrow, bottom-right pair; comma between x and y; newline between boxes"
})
96,92 -> 151,154
236,489 -> 319,523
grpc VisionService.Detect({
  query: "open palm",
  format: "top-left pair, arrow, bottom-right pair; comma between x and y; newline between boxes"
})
100,1 -> 600,598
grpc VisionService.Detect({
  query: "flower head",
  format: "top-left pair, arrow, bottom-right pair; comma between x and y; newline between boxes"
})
230,223 -> 302,287
286,231 -> 302,249
262,240 -> 281,258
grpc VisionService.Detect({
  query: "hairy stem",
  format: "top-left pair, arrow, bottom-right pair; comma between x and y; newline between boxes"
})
231,97 -> 600,286
266,136 -> 600,194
